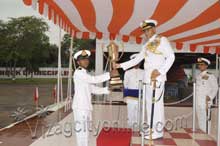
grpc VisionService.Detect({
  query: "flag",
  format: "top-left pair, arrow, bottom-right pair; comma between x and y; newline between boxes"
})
34,87 -> 39,103
53,85 -> 57,103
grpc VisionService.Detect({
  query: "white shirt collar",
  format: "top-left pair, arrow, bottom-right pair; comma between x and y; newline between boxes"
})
79,66 -> 87,71
149,34 -> 157,42
200,70 -> 207,76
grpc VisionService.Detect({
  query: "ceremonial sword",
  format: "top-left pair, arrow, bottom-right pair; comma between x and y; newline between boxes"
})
206,101 -> 212,134
149,80 -> 157,145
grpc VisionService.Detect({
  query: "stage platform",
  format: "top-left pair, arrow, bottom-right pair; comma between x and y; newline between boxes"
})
0,103 -> 218,146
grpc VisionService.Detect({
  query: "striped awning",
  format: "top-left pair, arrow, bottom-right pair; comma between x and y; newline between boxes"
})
23,0 -> 220,53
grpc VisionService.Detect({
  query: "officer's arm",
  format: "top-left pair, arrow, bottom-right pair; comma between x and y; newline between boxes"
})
120,48 -> 145,70
207,75 -> 218,101
141,70 -> 145,81
158,37 -> 175,75
123,71 -> 129,88
90,85 -> 110,95
76,71 -> 110,84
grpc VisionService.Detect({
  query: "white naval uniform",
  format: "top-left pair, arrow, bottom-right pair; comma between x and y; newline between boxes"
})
72,67 -> 110,146
124,68 -> 144,127
196,70 -> 218,133
120,34 -> 175,139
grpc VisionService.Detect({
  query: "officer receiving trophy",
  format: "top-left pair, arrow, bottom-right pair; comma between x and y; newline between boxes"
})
72,49 -> 110,146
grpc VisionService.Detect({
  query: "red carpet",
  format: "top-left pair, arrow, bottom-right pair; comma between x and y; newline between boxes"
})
97,127 -> 132,146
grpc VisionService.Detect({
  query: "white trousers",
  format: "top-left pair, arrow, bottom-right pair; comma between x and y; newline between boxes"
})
73,110 -> 92,146
196,103 -> 211,133
145,82 -> 165,139
126,98 -> 138,128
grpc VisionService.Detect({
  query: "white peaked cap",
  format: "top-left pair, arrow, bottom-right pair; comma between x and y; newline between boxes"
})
74,50 -> 91,60
197,57 -> 211,65
130,53 -> 139,60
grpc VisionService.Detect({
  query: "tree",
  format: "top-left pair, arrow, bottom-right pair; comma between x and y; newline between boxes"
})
61,34 -> 96,69
47,44 -> 58,67
0,16 -> 50,79
0,20 -> 8,67
0,16 -> 97,79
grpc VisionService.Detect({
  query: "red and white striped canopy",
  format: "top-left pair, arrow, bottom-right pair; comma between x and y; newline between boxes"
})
23,0 -> 220,53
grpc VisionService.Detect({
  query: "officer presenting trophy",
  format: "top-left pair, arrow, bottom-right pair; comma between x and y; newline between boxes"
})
103,41 -> 124,89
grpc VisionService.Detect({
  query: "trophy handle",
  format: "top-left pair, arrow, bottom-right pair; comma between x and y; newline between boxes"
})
101,43 -> 109,60
101,43 -> 111,72
118,42 -> 125,61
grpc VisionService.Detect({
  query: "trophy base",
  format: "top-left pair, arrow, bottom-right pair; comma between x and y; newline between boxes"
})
110,69 -> 123,89
110,76 -> 123,89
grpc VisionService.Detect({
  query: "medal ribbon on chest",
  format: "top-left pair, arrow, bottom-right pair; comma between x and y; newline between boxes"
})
146,35 -> 163,55
202,75 -> 209,80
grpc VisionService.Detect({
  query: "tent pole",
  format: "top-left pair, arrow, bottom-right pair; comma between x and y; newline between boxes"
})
192,64 -> 196,82
216,54 -> 219,77
192,82 -> 196,132
57,27 -> 62,104
217,54 -> 220,146
67,36 -> 73,99
217,54 -> 220,106
215,54 -> 219,105
61,75 -> 63,102
60,28 -> 63,102
217,86 -> 220,146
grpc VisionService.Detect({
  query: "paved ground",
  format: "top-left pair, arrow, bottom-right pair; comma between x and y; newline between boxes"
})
0,104 -> 217,146
0,83 -> 67,128
132,128 -> 217,146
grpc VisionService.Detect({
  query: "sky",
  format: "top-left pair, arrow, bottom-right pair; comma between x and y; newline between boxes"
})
0,0 -> 64,45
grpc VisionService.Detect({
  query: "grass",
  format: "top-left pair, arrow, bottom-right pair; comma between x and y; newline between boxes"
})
0,78 -> 68,84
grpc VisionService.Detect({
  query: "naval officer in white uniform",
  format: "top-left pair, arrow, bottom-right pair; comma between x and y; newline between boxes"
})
124,54 -> 144,127
72,50 -> 110,146
196,57 -> 218,133
115,19 -> 175,139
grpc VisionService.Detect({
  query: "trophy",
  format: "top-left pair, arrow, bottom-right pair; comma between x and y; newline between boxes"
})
103,41 -> 124,88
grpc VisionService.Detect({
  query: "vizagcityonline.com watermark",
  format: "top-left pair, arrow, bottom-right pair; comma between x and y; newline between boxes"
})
40,115 -> 188,138
9,105 -> 189,139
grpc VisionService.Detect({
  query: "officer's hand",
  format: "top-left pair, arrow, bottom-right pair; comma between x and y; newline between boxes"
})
151,69 -> 161,80
206,96 -> 211,110
108,86 -> 113,93
103,87 -> 111,94
64,96 -> 72,112
113,63 -> 121,69
206,96 -> 211,102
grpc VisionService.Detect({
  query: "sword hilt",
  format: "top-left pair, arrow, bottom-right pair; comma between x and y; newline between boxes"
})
151,80 -> 157,89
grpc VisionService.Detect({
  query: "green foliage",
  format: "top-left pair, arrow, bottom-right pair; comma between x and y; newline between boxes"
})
61,34 -> 96,69
0,16 -> 96,78
0,16 -> 57,78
